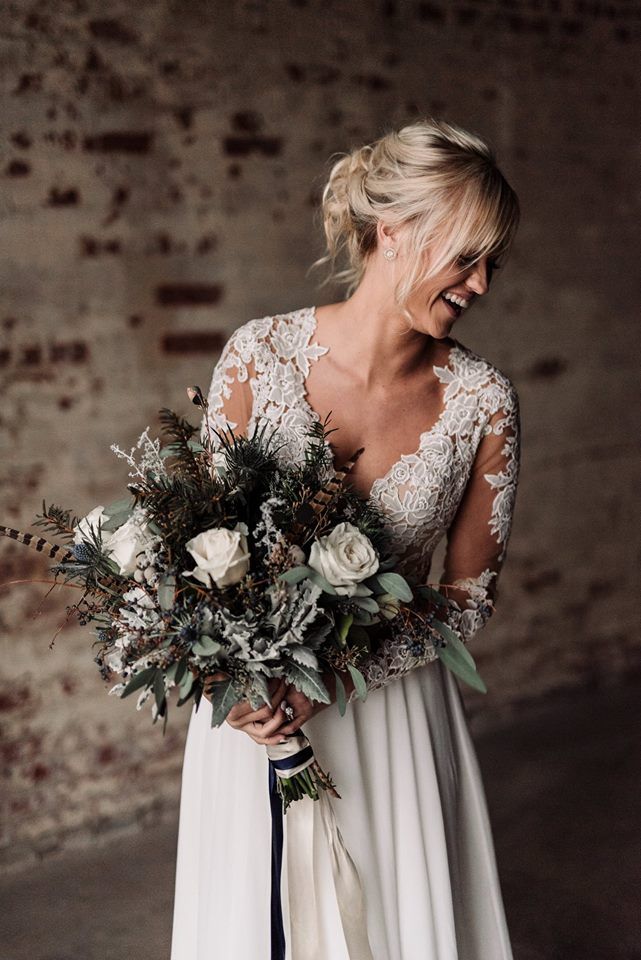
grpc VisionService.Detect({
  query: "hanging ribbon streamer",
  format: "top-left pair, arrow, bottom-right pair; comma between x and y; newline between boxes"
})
267,734 -> 374,960
268,760 -> 286,960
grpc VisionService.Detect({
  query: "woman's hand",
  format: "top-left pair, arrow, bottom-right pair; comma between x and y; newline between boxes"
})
202,668 -> 356,745
200,672 -> 291,745
224,677 -> 292,747
273,669 -> 356,738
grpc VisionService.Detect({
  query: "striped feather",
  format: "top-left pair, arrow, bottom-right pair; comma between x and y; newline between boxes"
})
0,526 -> 74,563
308,446 -> 365,512
291,446 -> 365,540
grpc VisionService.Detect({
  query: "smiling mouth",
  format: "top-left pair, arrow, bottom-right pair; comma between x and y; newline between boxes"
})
439,294 -> 461,319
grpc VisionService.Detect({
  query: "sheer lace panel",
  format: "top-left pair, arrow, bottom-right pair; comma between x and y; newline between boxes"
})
199,308 -> 521,697
353,387 -> 521,697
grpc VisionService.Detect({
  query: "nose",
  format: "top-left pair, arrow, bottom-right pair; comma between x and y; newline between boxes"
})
464,257 -> 491,296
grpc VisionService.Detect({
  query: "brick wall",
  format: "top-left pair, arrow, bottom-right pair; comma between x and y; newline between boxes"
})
1,0 -> 639,868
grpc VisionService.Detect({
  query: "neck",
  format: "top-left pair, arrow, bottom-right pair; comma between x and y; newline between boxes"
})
316,274 -> 440,390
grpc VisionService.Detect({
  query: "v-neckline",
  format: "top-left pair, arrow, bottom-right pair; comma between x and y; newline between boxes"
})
296,305 -> 462,504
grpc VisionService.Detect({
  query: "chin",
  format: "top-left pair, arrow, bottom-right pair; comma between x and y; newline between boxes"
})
427,322 -> 454,340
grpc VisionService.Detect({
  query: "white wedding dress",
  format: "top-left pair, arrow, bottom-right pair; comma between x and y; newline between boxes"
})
170,306 -> 520,960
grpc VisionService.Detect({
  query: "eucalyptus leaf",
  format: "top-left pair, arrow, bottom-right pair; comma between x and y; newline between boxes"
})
153,669 -> 166,713
165,661 -> 180,684
100,498 -> 135,532
120,666 -> 156,699
176,685 -> 195,707
351,596 -> 380,614
178,669 -> 194,698
175,659 -> 187,685
278,565 -> 312,584
431,619 -> 476,671
376,572 -> 413,602
334,672 -> 347,717
304,568 -> 338,595
192,635 -> 222,657
416,584 -> 448,607
104,497 -> 135,516
347,663 -> 368,702
436,643 -> 487,693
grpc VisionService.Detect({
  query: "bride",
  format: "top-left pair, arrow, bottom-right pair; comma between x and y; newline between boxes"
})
170,117 -> 521,959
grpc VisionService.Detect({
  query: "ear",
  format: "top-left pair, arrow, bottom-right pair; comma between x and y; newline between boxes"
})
376,220 -> 400,247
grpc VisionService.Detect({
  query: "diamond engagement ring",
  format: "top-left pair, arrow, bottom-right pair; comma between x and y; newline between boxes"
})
280,699 -> 295,721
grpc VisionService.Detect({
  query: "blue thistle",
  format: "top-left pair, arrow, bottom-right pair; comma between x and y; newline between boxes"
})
72,542 -> 94,562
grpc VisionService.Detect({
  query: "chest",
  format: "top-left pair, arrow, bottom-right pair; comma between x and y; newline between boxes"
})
247,331 -> 485,572
301,360 -> 449,502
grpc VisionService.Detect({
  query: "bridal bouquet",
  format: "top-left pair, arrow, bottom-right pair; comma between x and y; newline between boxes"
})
1,385 -> 486,808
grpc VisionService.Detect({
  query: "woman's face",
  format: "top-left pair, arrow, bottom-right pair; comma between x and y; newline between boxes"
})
408,250 -> 500,340
378,221 -> 501,339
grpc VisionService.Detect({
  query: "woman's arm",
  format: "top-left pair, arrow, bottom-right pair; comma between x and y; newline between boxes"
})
199,325 -> 255,447
197,326 -> 294,743
351,381 -> 521,697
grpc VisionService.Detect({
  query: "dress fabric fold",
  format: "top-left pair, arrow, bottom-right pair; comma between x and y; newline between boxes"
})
170,659 -> 514,960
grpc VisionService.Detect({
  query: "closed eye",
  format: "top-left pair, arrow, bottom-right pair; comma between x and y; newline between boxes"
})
455,255 -> 502,271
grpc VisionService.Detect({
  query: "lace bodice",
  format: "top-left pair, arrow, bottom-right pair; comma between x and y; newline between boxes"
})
201,305 -> 521,693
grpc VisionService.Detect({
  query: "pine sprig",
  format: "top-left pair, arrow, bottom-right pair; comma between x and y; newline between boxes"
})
127,472 -> 230,560
158,407 -> 205,482
32,501 -> 79,541
212,420 -> 284,495
301,412 -> 337,479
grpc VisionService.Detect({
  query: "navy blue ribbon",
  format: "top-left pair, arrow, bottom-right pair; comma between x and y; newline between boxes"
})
268,744 -> 315,960
269,760 -> 286,960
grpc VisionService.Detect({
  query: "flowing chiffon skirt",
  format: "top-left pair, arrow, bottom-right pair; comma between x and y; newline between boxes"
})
169,659 -> 514,960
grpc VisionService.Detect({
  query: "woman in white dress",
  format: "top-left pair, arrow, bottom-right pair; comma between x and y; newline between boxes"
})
170,117 -> 521,959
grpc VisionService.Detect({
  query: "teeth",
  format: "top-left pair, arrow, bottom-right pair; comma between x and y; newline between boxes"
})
443,292 -> 469,309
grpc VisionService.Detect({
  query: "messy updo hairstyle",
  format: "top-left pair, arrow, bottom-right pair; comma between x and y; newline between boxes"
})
309,117 -> 520,317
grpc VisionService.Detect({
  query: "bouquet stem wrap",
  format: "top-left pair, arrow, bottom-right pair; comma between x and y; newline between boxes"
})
267,734 -> 373,959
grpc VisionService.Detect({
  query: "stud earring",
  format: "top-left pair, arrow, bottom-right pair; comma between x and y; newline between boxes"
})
384,247 -> 397,261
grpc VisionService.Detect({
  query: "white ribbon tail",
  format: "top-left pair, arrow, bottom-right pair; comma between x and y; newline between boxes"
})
268,734 -> 373,959
318,789 -> 374,960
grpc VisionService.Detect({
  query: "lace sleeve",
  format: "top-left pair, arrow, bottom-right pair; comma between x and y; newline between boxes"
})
199,325 -> 255,448
351,381 -> 521,697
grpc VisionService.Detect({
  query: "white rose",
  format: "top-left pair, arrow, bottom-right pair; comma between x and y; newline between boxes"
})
182,524 -> 250,589
308,521 -> 379,596
105,513 -> 157,576
73,505 -> 109,544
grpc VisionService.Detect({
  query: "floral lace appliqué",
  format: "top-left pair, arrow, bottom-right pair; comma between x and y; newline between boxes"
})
203,306 -> 521,694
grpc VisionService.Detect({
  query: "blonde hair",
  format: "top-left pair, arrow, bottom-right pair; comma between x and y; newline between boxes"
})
309,117 -> 520,316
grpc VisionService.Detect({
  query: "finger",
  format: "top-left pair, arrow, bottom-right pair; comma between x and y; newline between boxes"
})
258,705 -> 288,739
228,702 -> 274,729
270,678 -> 288,710
226,701 -> 254,722
244,723 -> 290,747
273,714 -> 307,737
227,682 -> 287,727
